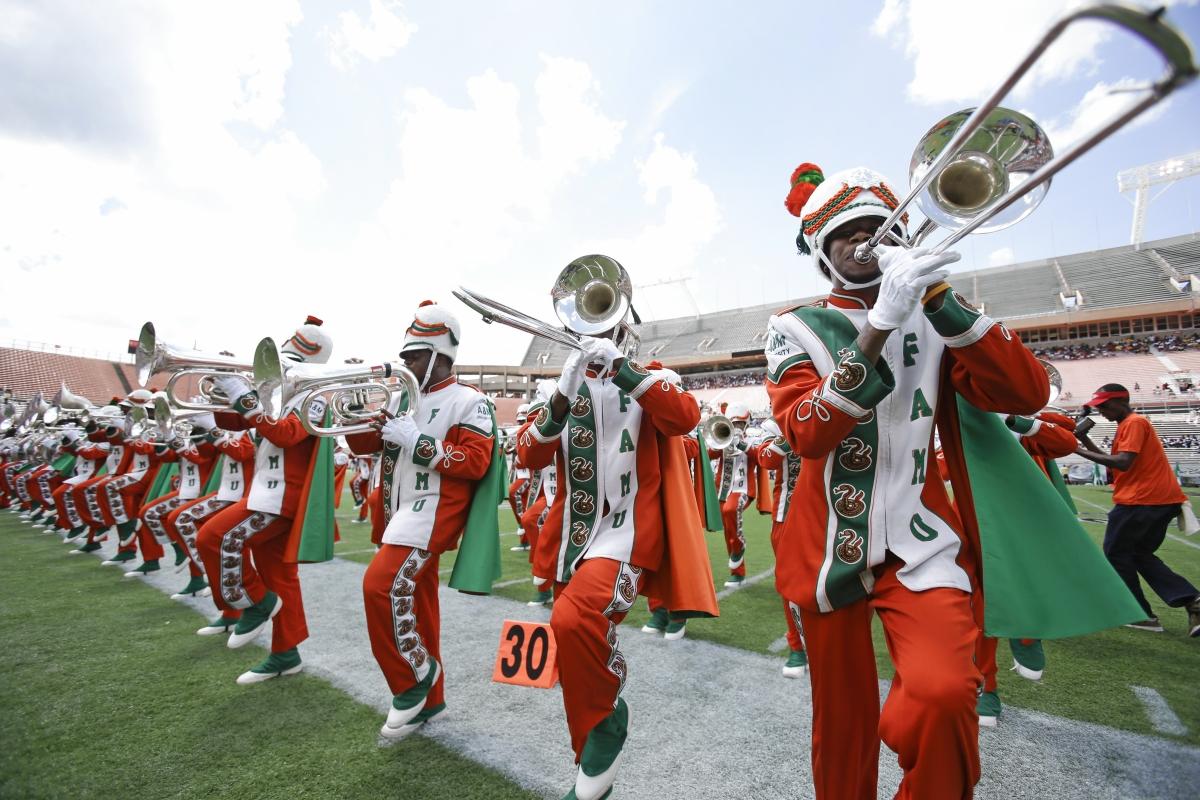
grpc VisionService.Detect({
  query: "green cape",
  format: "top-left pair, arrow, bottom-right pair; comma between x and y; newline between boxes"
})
952,398 -> 1143,639
448,403 -> 505,595
144,463 -> 179,503
292,408 -> 336,564
698,441 -> 723,532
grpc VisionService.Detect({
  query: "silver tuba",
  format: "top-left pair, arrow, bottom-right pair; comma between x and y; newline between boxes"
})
853,3 -> 1196,265
135,321 -> 253,411
1040,359 -> 1065,412
454,254 -> 640,357
252,337 -> 419,435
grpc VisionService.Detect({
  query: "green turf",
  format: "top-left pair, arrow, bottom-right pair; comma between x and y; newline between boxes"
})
0,514 -> 539,800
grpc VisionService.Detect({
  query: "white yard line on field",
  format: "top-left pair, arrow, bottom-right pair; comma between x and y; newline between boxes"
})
1132,686 -> 1189,736
715,567 -> 775,600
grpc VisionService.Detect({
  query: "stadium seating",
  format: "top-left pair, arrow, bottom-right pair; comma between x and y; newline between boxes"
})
519,234 -> 1200,369
0,347 -> 136,406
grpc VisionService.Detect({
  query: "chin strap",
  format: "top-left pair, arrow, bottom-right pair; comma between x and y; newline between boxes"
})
818,250 -> 882,290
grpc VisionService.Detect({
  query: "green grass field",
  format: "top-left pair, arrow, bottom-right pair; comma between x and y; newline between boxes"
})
0,512 -> 538,800
2,483 -> 1198,799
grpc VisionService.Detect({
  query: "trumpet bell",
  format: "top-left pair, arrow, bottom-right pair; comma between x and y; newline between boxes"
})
911,106 -> 1052,234
551,254 -> 633,336
1039,358 -> 1063,408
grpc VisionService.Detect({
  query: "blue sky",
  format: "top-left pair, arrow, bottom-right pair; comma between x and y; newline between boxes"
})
1,0 -> 1198,366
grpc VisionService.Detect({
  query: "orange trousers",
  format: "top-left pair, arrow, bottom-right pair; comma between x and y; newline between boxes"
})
798,559 -> 981,800
520,495 -> 553,591
551,558 -> 643,761
508,477 -> 529,534
141,492 -> 188,565
720,492 -> 747,576
783,599 -> 805,653
196,501 -> 304,652
362,544 -> 444,706
167,494 -> 233,580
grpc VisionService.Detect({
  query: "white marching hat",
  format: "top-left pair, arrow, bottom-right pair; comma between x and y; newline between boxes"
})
281,315 -> 333,364
726,402 -> 751,422
401,301 -> 461,362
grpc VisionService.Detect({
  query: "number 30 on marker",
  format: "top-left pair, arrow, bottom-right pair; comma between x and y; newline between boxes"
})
492,619 -> 558,689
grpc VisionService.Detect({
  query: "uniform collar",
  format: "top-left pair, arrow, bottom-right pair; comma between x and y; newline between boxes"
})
827,288 -> 874,310
424,375 -> 456,394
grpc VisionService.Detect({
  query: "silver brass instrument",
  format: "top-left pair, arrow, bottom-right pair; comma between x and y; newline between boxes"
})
253,337 -> 419,434
701,414 -> 735,451
41,382 -> 95,426
148,395 -> 210,444
135,321 -> 253,411
854,3 -> 1196,264
454,254 -> 641,357
1040,359 -> 1066,412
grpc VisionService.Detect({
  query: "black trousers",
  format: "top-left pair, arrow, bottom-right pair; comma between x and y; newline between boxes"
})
1104,503 -> 1199,617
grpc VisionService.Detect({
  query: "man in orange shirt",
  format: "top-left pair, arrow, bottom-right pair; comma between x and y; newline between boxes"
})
1075,383 -> 1200,637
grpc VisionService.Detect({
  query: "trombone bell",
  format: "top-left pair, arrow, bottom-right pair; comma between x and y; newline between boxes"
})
701,414 -> 735,451
136,321 -> 252,411
911,107 -> 1051,235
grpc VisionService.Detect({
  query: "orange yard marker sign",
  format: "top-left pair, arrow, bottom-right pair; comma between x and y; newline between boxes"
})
492,619 -> 559,689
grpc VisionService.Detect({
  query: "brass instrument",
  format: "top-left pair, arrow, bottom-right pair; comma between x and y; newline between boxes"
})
135,321 -> 252,411
854,3 -> 1196,265
41,382 -> 95,426
253,337 -> 419,435
454,254 -> 640,357
1040,359 -> 1066,413
701,414 -> 735,451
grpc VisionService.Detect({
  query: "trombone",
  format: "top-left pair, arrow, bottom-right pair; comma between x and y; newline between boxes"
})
854,3 -> 1196,265
252,337 -> 420,436
135,321 -> 253,411
454,254 -> 641,357
701,414 -> 736,451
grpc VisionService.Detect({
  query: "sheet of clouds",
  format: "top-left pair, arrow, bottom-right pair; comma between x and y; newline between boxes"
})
988,246 -> 1015,266
0,0 -> 323,360
1043,77 -> 1174,148
325,0 -> 417,71
874,0 -> 1198,105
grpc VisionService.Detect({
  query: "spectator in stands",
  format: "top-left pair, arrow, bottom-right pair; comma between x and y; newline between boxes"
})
1073,383 -> 1200,637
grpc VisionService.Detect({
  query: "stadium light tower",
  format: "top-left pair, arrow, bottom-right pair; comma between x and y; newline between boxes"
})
1117,151 -> 1200,249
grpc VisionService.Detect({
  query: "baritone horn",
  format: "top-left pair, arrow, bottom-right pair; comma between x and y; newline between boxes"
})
252,337 -> 419,434
701,414 -> 735,451
454,254 -> 640,357
854,3 -> 1196,265
135,321 -> 252,411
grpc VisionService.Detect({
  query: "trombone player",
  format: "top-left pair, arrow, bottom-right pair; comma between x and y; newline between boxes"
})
195,316 -> 334,685
514,255 -> 713,800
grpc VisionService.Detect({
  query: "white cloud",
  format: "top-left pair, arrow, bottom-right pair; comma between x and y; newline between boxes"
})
873,0 -> 1111,105
0,1 -> 324,360
326,0 -> 417,71
988,246 -> 1015,266
1043,77 -> 1173,148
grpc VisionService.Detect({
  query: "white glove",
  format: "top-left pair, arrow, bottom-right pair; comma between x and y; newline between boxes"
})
535,379 -> 558,404
579,336 -> 624,368
866,245 -> 959,331
381,414 -> 421,451
215,375 -> 254,405
558,349 -> 589,402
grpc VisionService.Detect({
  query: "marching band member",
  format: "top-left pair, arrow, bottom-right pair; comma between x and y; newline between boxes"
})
58,425 -> 110,549
197,316 -> 335,685
175,429 -> 256,627
351,301 -> 499,739
517,255 -> 714,800
769,163 -> 1048,799
68,403 -> 135,560
754,418 -> 809,678
710,402 -> 761,587
520,379 -> 559,607
137,413 -> 220,586
508,403 -> 532,550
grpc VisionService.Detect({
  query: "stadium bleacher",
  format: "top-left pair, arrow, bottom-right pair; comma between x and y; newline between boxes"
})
0,347 -> 136,406
520,233 -> 1200,371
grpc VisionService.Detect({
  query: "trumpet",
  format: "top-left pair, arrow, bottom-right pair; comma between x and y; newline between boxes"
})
701,414 -> 736,451
252,337 -> 419,436
853,4 -> 1196,265
454,254 -> 640,357
135,321 -> 252,411
146,395 -> 211,444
